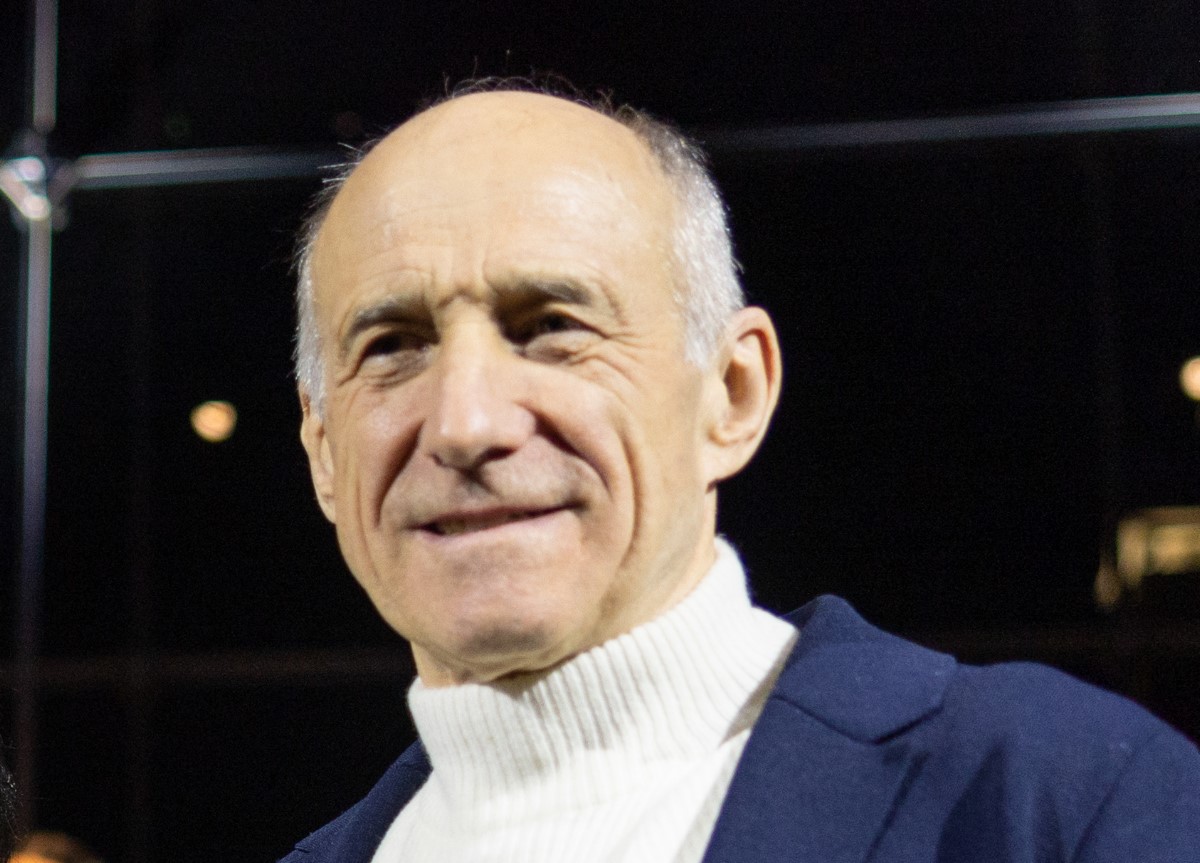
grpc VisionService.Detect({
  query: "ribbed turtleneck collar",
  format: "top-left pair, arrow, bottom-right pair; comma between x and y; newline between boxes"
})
406,539 -> 797,823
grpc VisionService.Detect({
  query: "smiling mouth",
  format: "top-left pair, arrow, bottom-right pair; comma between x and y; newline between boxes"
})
426,509 -> 558,537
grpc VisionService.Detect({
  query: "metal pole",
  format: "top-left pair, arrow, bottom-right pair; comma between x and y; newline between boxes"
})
30,0 -> 58,135
13,211 -> 52,834
11,0 -> 58,833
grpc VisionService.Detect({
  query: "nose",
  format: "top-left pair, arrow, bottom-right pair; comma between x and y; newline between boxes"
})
421,330 -> 535,471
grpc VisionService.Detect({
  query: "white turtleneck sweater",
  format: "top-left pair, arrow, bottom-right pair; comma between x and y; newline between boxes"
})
370,539 -> 798,863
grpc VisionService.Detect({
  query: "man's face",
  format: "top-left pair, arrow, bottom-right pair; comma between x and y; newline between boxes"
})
302,93 -> 726,685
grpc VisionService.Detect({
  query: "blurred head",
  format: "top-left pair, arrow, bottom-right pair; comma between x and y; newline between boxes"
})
298,87 -> 781,686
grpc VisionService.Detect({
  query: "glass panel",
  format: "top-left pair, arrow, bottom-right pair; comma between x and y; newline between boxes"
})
43,179 -> 396,654
716,145 -> 1100,626
151,683 -> 415,862
27,690 -> 128,861
50,1 -> 1200,153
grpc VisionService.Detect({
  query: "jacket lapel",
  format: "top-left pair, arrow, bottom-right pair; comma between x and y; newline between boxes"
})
701,596 -> 954,863
291,742 -> 432,863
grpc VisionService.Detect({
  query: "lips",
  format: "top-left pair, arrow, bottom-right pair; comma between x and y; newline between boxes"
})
423,508 -> 560,537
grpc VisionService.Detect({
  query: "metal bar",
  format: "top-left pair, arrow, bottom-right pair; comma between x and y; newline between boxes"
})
698,92 -> 1200,154
915,620 -> 1200,660
30,0 -> 57,134
4,622 -> 1200,693
13,213 -> 52,834
70,148 -> 339,191
0,648 -> 415,691
43,92 -> 1200,198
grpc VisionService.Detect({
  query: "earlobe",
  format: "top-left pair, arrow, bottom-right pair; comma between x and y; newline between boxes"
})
299,391 -> 338,523
702,307 -> 782,485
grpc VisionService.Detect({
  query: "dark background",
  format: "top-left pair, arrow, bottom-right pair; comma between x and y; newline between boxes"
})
3,2 -> 1200,860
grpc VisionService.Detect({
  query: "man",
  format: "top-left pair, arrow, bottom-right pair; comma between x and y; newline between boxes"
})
282,83 -> 1200,861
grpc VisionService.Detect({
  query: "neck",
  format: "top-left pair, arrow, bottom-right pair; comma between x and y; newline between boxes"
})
405,538 -> 798,815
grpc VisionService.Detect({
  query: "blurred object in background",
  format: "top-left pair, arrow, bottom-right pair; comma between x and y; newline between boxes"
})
1096,506 -> 1200,616
9,831 -> 103,863
0,751 -> 14,862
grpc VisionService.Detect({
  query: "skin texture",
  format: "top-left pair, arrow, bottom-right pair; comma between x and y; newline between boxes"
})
300,92 -> 781,686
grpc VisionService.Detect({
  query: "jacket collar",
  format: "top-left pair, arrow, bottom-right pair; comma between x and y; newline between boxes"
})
700,595 -> 955,863
772,594 -> 954,742
290,743 -> 431,861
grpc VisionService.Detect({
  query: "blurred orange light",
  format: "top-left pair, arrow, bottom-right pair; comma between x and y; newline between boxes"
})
191,400 -> 237,443
1181,357 -> 1200,402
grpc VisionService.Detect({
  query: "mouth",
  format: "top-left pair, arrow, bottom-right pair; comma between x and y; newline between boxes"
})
423,508 -> 560,537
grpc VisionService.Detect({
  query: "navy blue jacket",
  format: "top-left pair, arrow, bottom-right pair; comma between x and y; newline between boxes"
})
280,596 -> 1200,862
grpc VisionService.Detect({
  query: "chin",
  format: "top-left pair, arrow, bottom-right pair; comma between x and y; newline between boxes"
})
440,613 -> 584,682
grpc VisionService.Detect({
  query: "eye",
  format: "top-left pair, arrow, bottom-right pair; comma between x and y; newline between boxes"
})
361,328 -> 431,357
526,313 -> 582,337
509,311 -> 598,362
356,329 -> 434,381
509,312 -> 585,347
362,333 -> 402,358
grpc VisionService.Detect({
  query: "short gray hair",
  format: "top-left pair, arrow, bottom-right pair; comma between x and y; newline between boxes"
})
294,79 -> 744,411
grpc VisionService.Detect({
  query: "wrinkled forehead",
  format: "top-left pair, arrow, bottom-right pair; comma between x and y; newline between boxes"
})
318,92 -> 676,256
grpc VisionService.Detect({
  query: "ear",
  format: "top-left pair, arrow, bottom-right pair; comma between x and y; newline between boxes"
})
701,306 -> 782,485
299,390 -> 338,523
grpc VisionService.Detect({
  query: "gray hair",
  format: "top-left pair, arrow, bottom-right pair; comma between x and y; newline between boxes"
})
294,80 -> 744,412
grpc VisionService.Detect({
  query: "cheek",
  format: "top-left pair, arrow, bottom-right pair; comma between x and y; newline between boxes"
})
561,358 -> 705,487
335,391 -> 422,495
529,375 -> 637,523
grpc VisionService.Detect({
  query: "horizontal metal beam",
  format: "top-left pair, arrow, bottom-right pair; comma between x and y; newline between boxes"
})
698,92 -> 1200,154
4,623 -> 1200,694
0,647 -> 415,691
67,147 -> 340,191
43,93 -> 1200,197
917,619 -> 1200,662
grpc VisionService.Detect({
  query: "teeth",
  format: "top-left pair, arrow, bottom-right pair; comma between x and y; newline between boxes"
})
436,512 -> 534,536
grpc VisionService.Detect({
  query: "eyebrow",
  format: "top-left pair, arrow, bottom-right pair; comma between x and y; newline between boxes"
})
338,277 -> 624,360
491,277 -> 612,314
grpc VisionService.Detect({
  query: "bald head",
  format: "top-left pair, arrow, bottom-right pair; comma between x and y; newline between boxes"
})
295,86 -> 743,410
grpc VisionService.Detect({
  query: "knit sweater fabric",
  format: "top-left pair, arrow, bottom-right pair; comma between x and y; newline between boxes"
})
369,539 -> 798,863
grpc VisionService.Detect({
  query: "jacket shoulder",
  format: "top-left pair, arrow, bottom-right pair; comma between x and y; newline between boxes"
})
930,661 -> 1200,859
776,596 -> 1200,859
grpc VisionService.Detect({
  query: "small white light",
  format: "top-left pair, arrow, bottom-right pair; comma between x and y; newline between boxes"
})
1181,357 -> 1200,402
13,156 -> 46,182
191,400 -> 237,443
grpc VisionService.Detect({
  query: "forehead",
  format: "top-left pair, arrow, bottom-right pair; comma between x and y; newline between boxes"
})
311,93 -> 678,301
350,91 -> 667,204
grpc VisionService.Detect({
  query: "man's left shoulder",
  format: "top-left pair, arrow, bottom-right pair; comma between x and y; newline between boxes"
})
767,596 -> 1200,858
782,595 -> 1195,758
